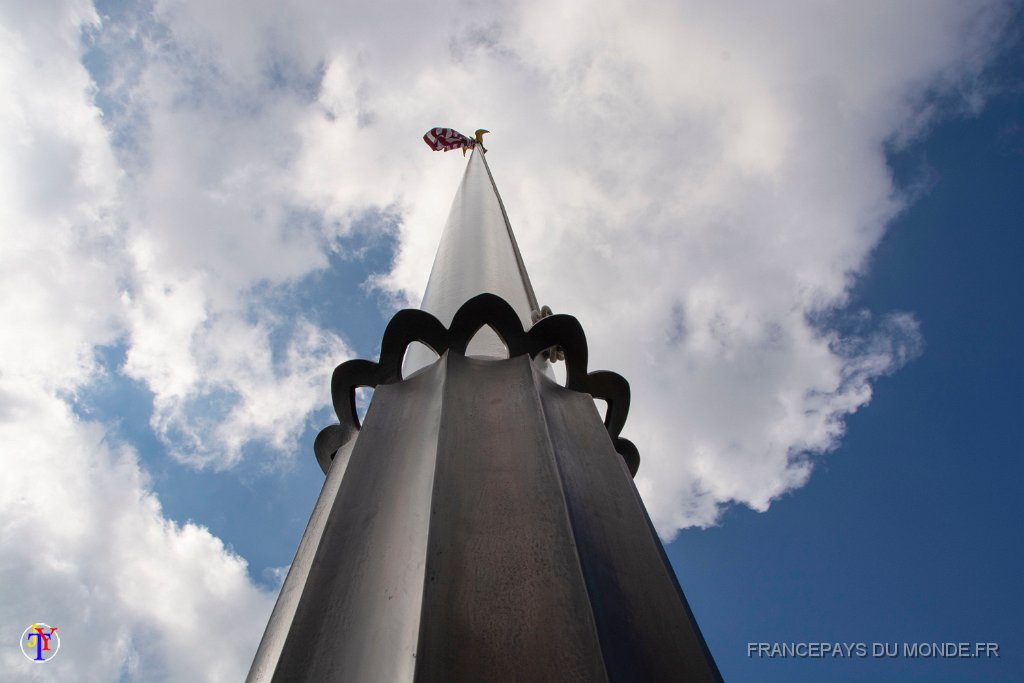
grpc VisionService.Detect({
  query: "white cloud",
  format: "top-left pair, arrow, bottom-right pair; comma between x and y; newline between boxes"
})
133,312 -> 349,468
0,386 -> 272,682
0,1 -> 303,680
269,0 -> 996,535
464,0 -> 999,536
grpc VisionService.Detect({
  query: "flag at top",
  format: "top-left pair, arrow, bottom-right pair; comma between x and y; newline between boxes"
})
423,127 -> 489,154
423,127 -> 471,152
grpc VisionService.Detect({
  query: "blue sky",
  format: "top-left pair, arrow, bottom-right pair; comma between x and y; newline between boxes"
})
0,1 -> 1021,680
672,64 -> 1024,681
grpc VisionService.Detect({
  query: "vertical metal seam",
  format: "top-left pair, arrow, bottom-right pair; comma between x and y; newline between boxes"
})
477,149 -> 541,314
411,351 -> 451,681
525,362 -> 611,683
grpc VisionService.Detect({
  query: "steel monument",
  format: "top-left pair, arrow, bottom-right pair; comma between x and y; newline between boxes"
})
247,131 -> 722,682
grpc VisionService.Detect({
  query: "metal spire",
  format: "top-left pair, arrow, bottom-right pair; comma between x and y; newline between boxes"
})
404,146 -> 541,374
247,137 -> 722,682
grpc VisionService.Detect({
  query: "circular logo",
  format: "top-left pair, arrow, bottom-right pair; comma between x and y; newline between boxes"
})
20,623 -> 60,663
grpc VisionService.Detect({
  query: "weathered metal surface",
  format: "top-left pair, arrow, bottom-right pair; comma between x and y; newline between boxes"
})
266,360 -> 446,682
414,353 -> 608,682
412,354 -> 720,681
245,437 -> 354,683
536,363 -> 722,681
250,295 -> 720,681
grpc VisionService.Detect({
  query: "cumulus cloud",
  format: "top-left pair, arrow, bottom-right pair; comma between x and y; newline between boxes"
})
1,1 -> 319,680
136,0 -> 992,534
74,0 -> 355,465
371,0 -> 998,535
0,386 -> 272,682
0,0 -> 1014,678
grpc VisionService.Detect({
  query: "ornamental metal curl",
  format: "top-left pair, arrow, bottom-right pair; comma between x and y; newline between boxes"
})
314,293 -> 639,477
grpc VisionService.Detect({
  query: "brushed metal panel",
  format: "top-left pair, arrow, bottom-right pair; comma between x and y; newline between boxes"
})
269,358 -> 447,682
246,437 -> 355,682
414,353 -> 608,682
535,365 -> 723,683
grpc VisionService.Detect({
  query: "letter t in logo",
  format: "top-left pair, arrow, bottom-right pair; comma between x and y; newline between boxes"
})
26,627 -> 57,661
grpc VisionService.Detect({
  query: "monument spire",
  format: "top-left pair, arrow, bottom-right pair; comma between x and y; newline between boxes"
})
247,134 -> 722,682
404,146 -> 541,374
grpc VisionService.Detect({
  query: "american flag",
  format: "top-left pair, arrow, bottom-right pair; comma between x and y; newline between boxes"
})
423,127 -> 473,152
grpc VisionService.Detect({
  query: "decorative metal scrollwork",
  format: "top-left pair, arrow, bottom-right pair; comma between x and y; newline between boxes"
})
314,293 -> 640,477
